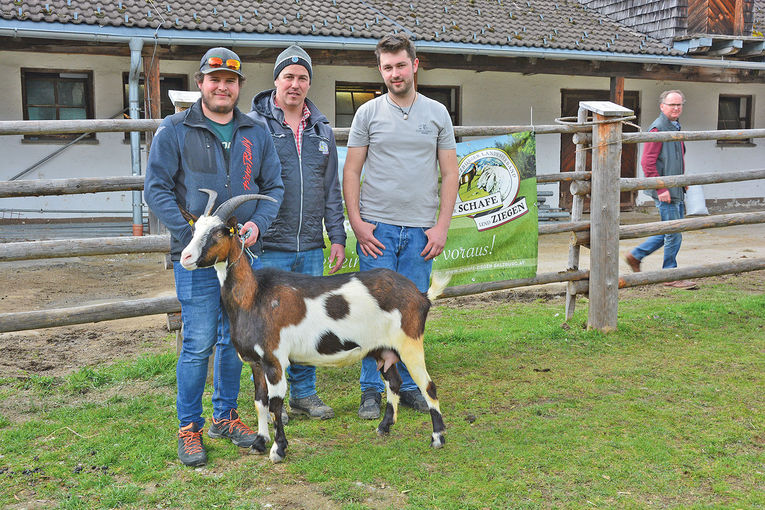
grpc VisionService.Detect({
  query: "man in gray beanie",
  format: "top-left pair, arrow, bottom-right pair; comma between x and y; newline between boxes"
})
249,45 -> 346,422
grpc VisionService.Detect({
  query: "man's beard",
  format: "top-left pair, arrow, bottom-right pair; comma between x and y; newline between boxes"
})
202,93 -> 239,114
387,79 -> 413,100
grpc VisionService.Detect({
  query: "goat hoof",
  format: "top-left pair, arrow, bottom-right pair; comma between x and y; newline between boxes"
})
376,427 -> 390,437
269,444 -> 285,463
249,436 -> 267,455
430,433 -> 445,449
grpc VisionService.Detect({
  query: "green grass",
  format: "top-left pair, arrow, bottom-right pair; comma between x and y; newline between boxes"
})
0,278 -> 763,509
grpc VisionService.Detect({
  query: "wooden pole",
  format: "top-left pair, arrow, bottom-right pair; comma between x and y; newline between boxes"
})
143,49 -> 161,152
0,296 -> 180,334
570,167 -> 765,195
439,270 -> 589,299
574,211 -> 765,246
0,176 -> 145,198
609,76 -> 625,105
565,106 -> 588,320
0,235 -> 170,262
622,128 -> 765,143
581,101 -> 633,332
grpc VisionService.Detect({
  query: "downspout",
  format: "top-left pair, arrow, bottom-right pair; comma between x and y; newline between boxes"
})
129,37 -> 143,236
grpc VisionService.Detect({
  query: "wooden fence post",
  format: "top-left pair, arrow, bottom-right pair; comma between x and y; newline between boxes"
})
565,106 -> 589,320
580,101 -> 633,332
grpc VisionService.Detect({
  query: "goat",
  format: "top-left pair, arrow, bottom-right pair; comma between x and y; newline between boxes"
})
179,189 -> 449,463
459,162 -> 478,191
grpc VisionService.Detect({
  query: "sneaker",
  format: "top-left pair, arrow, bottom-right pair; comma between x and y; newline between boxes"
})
290,394 -> 334,420
358,389 -> 382,420
207,409 -> 258,448
178,423 -> 207,467
625,253 -> 641,273
399,390 -> 429,413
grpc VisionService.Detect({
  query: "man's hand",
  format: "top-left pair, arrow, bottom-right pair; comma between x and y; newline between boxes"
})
351,219 -> 385,258
658,190 -> 671,203
327,243 -> 346,274
421,223 -> 449,261
239,221 -> 260,248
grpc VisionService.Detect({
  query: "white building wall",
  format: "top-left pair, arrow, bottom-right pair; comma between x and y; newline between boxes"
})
1,50 -> 763,219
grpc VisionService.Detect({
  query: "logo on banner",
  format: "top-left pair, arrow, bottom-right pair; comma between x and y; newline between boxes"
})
453,148 -> 528,231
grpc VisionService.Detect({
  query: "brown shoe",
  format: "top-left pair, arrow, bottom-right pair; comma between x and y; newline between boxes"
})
663,280 -> 698,290
624,253 -> 641,272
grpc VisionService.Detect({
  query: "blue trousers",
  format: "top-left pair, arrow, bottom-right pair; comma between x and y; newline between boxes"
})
631,199 -> 685,269
357,220 -> 432,393
174,256 -> 262,428
259,248 -> 325,400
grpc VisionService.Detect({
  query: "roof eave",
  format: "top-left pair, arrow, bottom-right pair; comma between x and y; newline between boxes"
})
2,19 -> 765,71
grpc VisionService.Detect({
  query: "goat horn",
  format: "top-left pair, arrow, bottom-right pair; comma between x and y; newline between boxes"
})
212,194 -> 278,221
198,188 -> 218,216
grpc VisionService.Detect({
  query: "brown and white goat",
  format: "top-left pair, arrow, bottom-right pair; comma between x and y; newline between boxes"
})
179,190 -> 448,463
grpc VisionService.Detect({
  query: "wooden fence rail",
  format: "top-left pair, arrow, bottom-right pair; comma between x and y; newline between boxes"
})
2,114 -> 765,333
0,172 -> 587,199
573,211 -> 765,246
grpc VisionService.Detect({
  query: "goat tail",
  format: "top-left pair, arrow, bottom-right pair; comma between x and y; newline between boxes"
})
426,272 -> 451,303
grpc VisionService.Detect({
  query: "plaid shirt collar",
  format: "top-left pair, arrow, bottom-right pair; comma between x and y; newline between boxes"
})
273,95 -> 311,156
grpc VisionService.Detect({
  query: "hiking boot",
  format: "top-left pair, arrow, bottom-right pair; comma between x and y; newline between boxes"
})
207,409 -> 258,448
358,389 -> 382,420
178,422 -> 207,467
625,252 -> 641,273
399,390 -> 429,413
290,394 -> 334,420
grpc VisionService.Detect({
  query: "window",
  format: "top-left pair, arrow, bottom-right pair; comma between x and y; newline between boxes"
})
122,73 -> 188,141
335,83 -> 382,128
418,85 -> 460,128
21,69 -> 95,141
335,82 -> 460,131
717,95 -> 754,145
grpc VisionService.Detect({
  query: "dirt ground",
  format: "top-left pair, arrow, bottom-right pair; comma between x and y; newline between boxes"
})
1,210 -> 764,379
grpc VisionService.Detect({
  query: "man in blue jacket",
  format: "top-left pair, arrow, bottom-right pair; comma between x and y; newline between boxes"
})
249,45 -> 346,421
145,47 -> 284,467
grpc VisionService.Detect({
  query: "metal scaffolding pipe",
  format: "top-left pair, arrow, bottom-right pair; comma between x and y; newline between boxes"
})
129,37 -> 144,236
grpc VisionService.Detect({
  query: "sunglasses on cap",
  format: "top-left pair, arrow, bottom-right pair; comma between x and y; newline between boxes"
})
206,57 -> 241,71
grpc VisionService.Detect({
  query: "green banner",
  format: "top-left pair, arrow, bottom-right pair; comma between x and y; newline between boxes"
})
327,132 -> 537,285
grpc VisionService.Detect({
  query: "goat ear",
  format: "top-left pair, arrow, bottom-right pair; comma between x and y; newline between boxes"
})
226,216 -> 238,229
179,206 -> 198,226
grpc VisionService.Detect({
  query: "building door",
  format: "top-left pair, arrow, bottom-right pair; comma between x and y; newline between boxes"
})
559,89 -> 640,211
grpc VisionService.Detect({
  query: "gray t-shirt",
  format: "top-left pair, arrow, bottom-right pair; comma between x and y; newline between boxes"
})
347,92 -> 456,228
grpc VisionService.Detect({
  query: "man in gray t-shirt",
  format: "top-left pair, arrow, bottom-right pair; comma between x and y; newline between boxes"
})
343,33 -> 459,421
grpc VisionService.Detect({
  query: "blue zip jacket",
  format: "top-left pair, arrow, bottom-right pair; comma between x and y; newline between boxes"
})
249,90 -> 346,252
145,99 -> 284,261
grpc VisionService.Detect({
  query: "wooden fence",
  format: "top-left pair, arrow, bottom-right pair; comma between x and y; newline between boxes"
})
1,107 -> 764,334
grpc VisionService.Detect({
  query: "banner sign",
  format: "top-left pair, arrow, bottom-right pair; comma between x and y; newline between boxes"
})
328,133 -> 537,286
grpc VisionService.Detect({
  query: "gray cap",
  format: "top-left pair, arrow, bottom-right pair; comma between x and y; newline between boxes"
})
199,47 -> 244,78
273,45 -> 312,81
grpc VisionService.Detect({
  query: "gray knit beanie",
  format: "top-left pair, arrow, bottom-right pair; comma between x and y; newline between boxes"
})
273,45 -> 312,81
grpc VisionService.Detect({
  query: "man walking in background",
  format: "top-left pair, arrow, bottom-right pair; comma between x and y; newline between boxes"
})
625,89 -> 697,290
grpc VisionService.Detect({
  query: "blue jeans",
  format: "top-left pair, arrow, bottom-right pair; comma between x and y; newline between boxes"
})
174,256 -> 262,428
631,199 -> 685,269
358,220 -> 432,393
259,248 -> 324,400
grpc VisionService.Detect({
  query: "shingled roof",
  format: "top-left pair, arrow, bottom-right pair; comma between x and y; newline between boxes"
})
2,0 -> 678,56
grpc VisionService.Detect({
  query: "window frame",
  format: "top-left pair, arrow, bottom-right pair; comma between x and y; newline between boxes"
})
20,68 -> 95,142
121,72 -> 189,141
334,81 -> 461,134
716,94 -> 755,146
